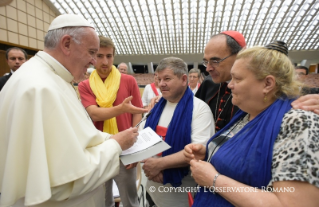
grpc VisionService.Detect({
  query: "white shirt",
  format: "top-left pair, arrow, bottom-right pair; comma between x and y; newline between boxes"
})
142,84 -> 162,107
188,83 -> 200,95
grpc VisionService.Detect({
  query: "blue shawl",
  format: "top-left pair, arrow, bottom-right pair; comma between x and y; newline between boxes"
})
144,87 -> 193,187
193,98 -> 294,207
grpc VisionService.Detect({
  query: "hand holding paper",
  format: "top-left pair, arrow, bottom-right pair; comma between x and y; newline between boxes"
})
121,127 -> 163,155
120,127 -> 171,165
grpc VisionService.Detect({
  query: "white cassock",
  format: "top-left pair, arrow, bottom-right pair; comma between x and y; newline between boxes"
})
0,51 -> 122,207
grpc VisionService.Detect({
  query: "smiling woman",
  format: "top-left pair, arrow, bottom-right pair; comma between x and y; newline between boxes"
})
184,40 -> 319,207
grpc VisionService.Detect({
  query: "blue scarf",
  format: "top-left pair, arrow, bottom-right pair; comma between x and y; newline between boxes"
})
193,98 -> 294,207
144,87 -> 193,187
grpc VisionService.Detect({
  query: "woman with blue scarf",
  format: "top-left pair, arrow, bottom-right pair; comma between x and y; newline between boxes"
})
184,41 -> 319,207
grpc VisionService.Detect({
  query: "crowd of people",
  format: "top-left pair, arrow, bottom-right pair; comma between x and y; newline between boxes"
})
0,13 -> 318,207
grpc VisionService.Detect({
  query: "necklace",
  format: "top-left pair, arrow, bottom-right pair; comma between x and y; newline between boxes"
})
214,83 -> 232,124
207,114 -> 248,163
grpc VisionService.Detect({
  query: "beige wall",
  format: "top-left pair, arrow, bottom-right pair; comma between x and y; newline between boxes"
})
0,0 -> 58,50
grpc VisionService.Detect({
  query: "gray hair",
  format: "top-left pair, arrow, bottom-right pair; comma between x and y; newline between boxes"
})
44,27 -> 88,49
117,62 -> 128,68
156,57 -> 188,78
188,68 -> 200,77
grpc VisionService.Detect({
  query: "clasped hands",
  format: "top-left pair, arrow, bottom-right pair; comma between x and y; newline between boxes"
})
142,157 -> 163,183
141,144 -> 219,186
184,143 -> 218,188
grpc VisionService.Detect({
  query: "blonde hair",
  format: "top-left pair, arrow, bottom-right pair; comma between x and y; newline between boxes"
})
237,46 -> 301,98
99,36 -> 116,55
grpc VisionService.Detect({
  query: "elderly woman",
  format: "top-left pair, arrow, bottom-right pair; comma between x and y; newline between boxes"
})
188,68 -> 201,94
184,41 -> 319,207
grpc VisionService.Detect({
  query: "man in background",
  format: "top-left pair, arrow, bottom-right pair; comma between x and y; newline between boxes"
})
0,47 -> 27,91
117,62 -> 128,74
295,65 -> 308,82
295,65 -> 319,94
78,36 -> 143,207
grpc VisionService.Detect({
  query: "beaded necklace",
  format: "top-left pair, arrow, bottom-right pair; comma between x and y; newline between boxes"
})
214,83 -> 232,125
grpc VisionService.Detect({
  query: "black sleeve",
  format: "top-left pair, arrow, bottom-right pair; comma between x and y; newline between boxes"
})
195,77 -> 218,103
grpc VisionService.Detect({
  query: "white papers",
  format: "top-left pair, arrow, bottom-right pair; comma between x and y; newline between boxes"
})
121,127 -> 163,155
120,127 -> 171,165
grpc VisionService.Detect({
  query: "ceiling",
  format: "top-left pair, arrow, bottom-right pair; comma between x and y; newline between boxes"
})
44,0 -> 318,61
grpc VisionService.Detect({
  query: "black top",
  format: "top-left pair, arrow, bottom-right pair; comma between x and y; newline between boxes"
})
302,87 -> 319,95
0,73 -> 12,91
195,78 -> 239,131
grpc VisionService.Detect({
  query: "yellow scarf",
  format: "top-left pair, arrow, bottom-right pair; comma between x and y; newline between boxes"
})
89,65 -> 121,134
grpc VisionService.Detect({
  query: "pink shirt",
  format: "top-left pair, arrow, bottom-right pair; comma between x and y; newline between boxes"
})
78,74 -> 143,132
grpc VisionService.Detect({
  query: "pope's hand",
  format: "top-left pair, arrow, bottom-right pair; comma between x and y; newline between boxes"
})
112,127 -> 138,150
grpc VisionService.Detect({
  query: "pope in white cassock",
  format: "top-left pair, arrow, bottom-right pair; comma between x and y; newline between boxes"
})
0,14 -> 139,207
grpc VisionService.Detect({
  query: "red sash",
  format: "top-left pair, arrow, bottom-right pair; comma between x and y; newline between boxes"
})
150,83 -> 159,96
188,83 -> 200,88
155,125 -> 167,156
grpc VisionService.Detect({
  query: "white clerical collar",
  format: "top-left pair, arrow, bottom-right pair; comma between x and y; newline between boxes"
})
47,54 -> 70,73
35,51 -> 74,83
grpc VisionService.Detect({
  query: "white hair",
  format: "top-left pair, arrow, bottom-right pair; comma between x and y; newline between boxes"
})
87,68 -> 95,74
117,62 -> 128,68
44,27 -> 88,50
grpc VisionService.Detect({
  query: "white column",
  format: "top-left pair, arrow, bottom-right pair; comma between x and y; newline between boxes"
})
193,62 -> 199,69
128,62 -> 134,74
148,62 -> 154,74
